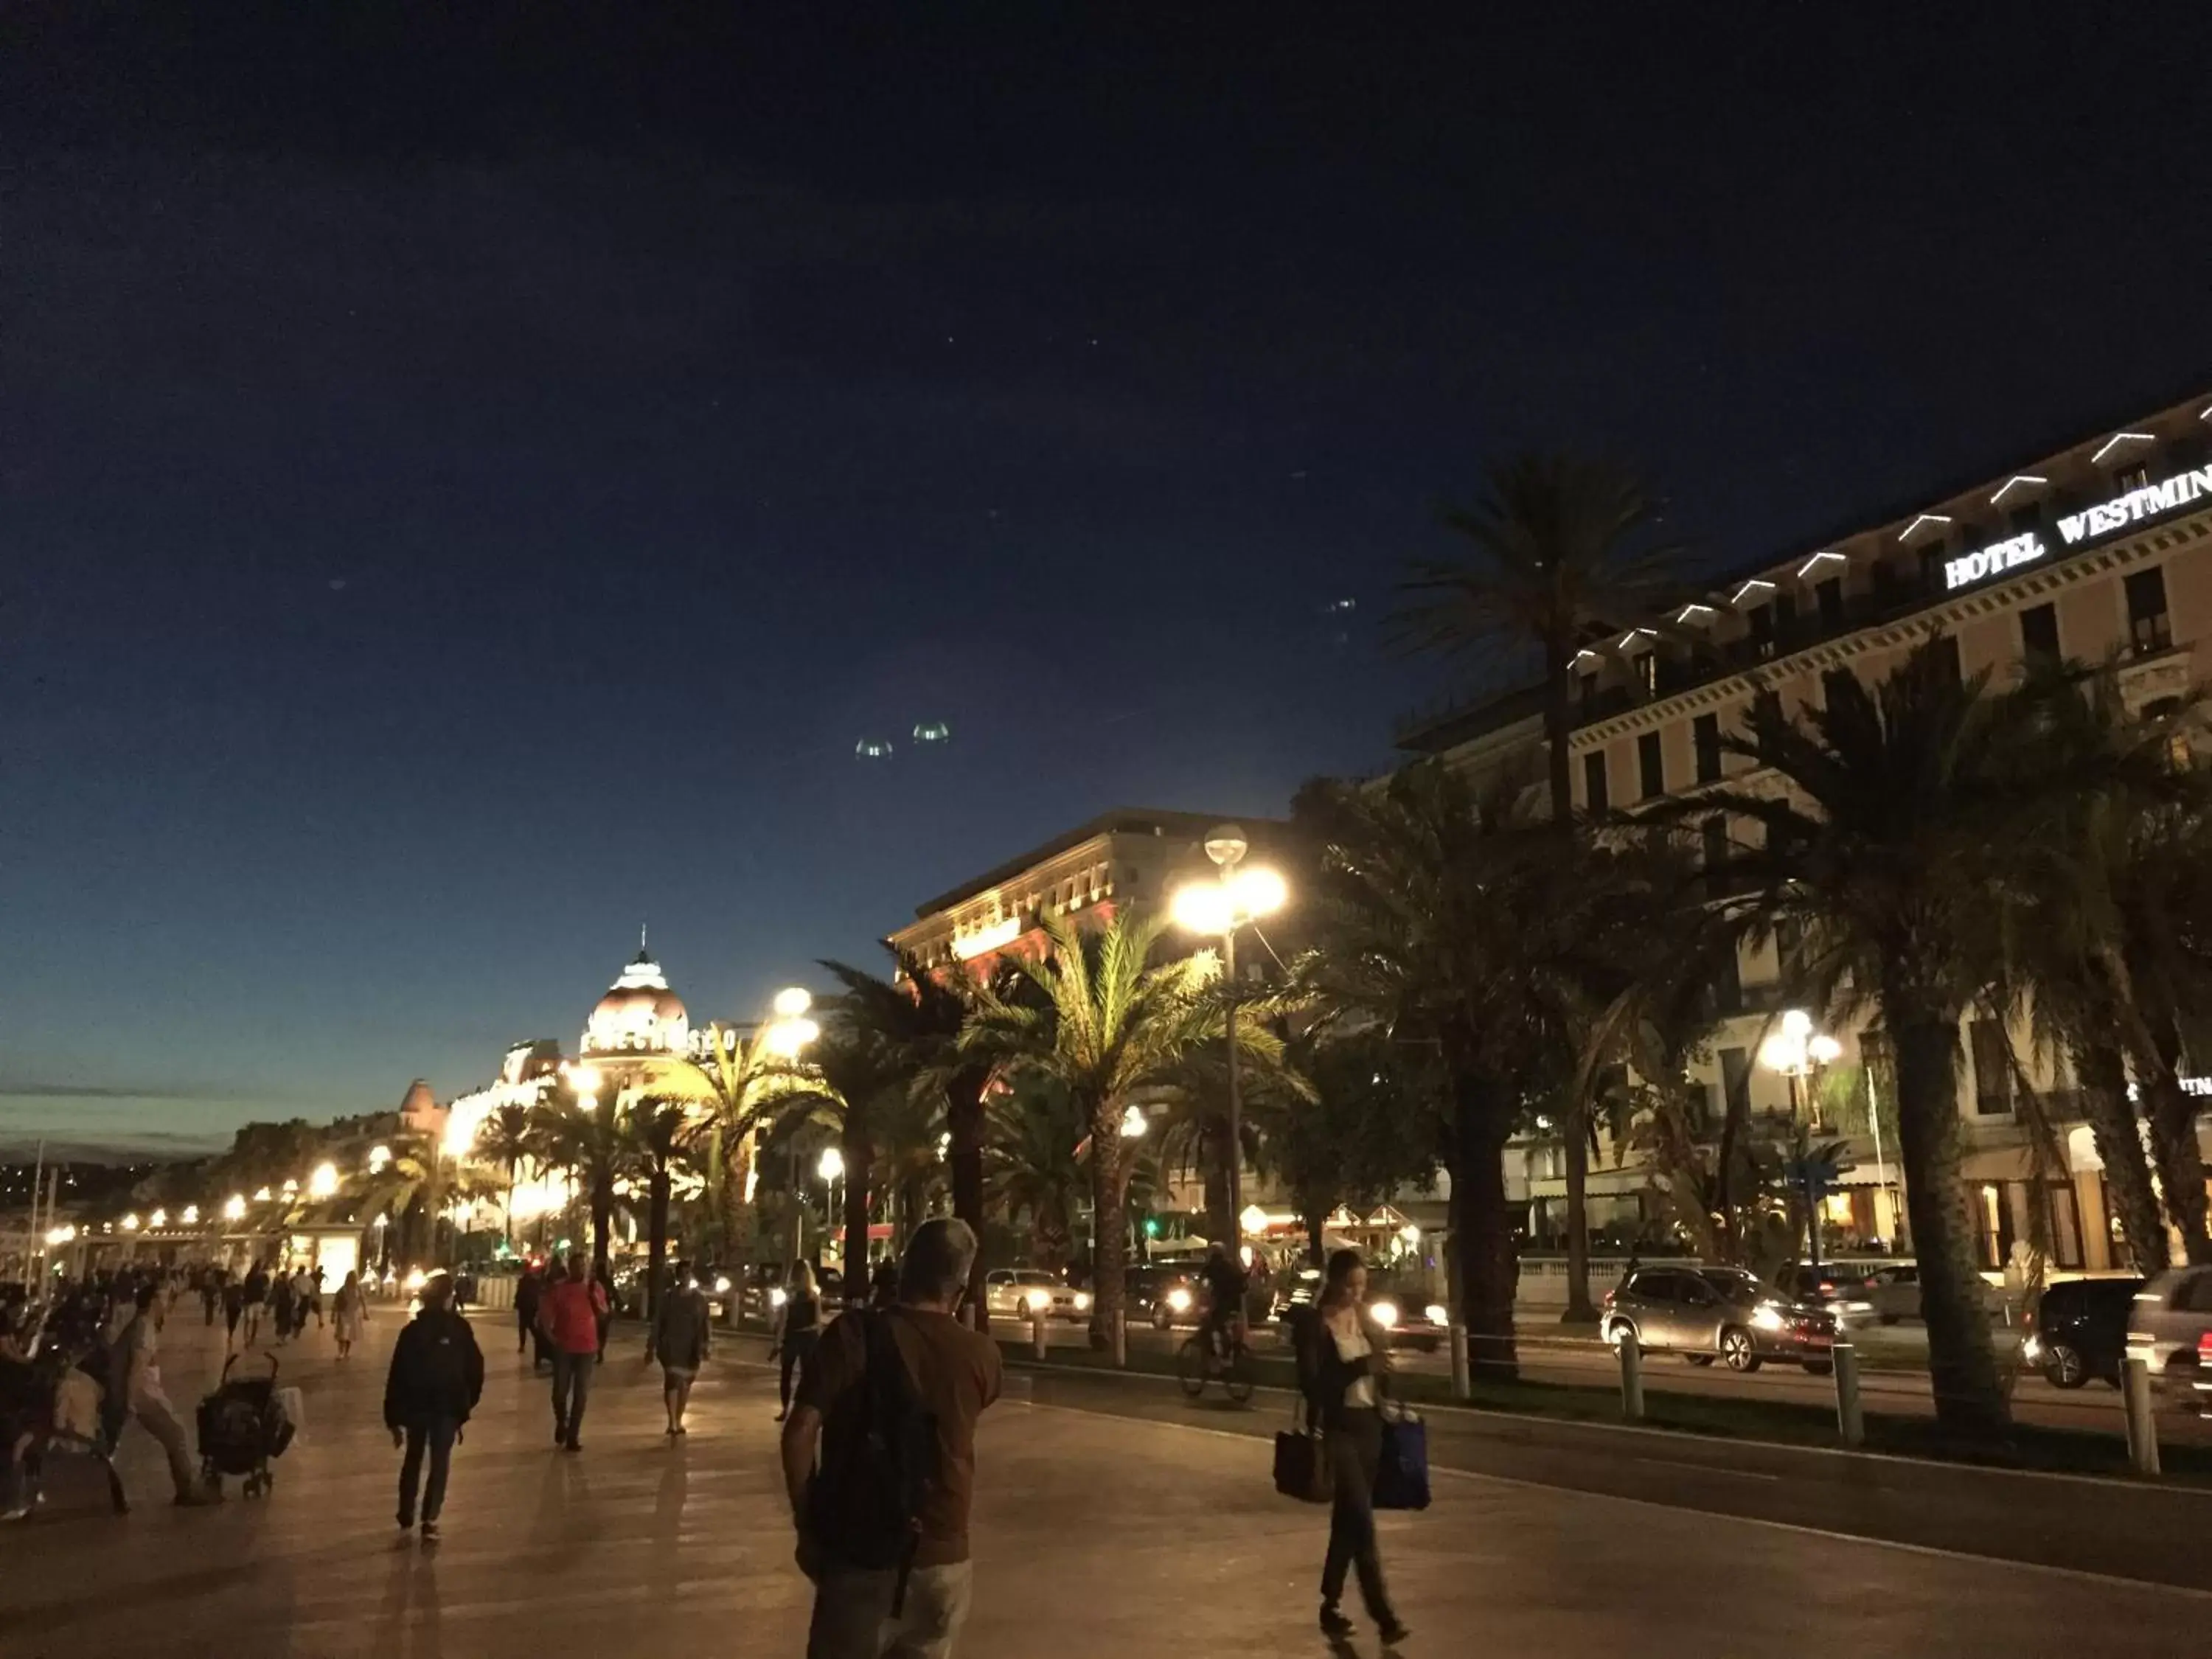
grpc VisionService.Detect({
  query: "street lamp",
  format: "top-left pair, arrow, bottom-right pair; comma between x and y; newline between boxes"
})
1170,824 -> 1287,1269
368,1144 -> 392,1175
1759,1009 -> 1847,1269
818,1146 -> 846,1269
224,1194 -> 247,1222
1119,1104 -> 1148,1140
253,1186 -> 273,1203
566,1064 -> 603,1106
308,1161 -> 338,1200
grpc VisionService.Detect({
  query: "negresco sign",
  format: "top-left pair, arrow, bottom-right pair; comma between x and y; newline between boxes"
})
1944,464 -> 2212,592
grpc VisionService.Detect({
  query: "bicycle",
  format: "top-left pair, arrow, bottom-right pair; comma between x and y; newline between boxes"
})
1175,1321 -> 1256,1405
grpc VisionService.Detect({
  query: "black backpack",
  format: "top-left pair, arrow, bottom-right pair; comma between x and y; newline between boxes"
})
807,1310 -> 939,1575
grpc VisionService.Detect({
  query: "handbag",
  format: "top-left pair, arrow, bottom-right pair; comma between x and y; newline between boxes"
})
1273,1425 -> 1332,1503
1374,1405 -> 1430,1512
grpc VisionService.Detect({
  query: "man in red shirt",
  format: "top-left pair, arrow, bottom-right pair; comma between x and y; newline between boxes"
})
536,1251 -> 608,1452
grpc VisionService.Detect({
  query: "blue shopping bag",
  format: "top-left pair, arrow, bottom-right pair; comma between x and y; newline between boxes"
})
1373,1412 -> 1430,1511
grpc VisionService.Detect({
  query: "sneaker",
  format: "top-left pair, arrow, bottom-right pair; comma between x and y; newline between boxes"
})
1319,1605 -> 1355,1639
554,1425 -> 566,1446
1377,1618 -> 1411,1646
420,1520 -> 440,1543
562,1439 -> 582,1453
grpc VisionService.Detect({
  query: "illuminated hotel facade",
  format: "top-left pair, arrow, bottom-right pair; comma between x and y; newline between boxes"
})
1397,387 -> 2212,1274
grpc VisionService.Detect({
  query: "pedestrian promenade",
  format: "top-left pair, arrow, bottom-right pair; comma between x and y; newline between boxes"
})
5,1307 -> 2207,1658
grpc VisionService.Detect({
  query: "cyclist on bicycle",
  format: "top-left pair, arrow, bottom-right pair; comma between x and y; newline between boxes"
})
1199,1244 -> 1248,1358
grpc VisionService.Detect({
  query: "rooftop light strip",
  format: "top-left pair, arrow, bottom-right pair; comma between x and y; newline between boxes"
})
1730,579 -> 1775,604
1794,551 -> 1845,578
1987,475 -> 2047,505
2090,431 -> 2154,465
1897,512 -> 1952,543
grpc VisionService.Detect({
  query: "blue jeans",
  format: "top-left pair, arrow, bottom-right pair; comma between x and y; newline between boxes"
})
397,1416 -> 457,1525
551,1352 -> 592,1443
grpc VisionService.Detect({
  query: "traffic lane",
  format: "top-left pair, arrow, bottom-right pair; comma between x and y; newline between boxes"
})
1018,1365 -> 2212,1595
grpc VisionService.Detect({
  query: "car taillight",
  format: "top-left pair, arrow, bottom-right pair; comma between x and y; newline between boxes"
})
2197,1331 -> 2212,1363
1601,1289 -> 1615,1309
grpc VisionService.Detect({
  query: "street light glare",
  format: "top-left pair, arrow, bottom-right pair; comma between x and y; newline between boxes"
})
1170,881 -> 1235,935
308,1161 -> 339,1199
225,1194 -> 248,1220
568,1064 -> 602,1099
772,986 -> 813,1020
1119,1104 -> 1149,1139
1230,864 -> 1287,917
1809,1033 -> 1844,1065
818,1147 -> 845,1182
1781,1008 -> 1814,1039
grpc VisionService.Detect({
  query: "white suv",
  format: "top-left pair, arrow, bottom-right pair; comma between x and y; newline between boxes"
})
2125,1265 -> 2212,1411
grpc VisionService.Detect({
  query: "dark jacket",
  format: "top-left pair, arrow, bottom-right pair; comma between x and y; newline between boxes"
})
1295,1304 -> 1388,1429
653,1286 -> 712,1370
383,1307 -> 486,1429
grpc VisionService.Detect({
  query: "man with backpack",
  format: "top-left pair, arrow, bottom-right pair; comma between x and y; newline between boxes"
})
782,1218 -> 1002,1659
383,1271 -> 484,1543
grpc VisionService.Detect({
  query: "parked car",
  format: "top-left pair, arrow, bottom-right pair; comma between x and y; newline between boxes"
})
737,1262 -> 845,1323
1605,1265 -> 1837,1372
1126,1264 -> 1202,1329
982,1268 -> 1092,1322
1862,1263 -> 1921,1325
2022,1276 -> 2143,1388
2126,1265 -> 2212,1409
1769,1262 -> 1877,1330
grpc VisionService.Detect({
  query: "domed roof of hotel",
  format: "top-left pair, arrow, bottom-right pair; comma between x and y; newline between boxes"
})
581,936 -> 691,1056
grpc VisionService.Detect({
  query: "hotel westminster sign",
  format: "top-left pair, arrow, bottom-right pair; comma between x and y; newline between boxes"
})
1943,465 -> 2212,593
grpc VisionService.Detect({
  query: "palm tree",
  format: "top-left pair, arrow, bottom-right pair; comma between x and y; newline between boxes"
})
532,1084 -> 634,1279
985,1077 -> 1087,1269
963,910 -> 1259,1345
1395,453 -> 1683,1321
689,1023 -> 806,1262
819,950 -> 1007,1317
476,1101 -> 541,1251
619,1094 -> 703,1318
1296,765 -> 1632,1377
758,1025 -> 914,1285
1682,639 -> 2173,1436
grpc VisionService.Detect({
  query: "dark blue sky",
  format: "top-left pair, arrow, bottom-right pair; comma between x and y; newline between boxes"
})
7,4 -> 2212,1153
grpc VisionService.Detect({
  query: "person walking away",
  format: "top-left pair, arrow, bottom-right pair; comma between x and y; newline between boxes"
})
383,1271 -> 484,1543
538,1251 -> 607,1451
111,1284 -> 214,1508
333,1270 -> 369,1360
1295,1250 -> 1408,1645
653,1263 -> 712,1437
868,1258 -> 899,1310
783,1218 -> 1003,1659
309,1265 -> 327,1329
771,1262 -> 823,1422
221,1275 -> 246,1351
240,1262 -> 268,1346
514,1265 -> 546,1368
199,1267 -> 220,1327
268,1268 -> 296,1346
288,1266 -> 315,1339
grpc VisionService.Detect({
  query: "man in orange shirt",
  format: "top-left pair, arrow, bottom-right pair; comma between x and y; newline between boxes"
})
536,1251 -> 609,1452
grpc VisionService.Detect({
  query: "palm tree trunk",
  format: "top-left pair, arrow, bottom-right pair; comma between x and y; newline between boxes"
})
2073,1042 -> 2168,1273
1203,1125 -> 1231,1249
590,1171 -> 613,1283
647,1166 -> 671,1321
1560,1105 -> 1596,1324
947,1079 -> 989,1328
1088,1105 -> 1127,1349
1890,1013 -> 2007,1437
844,1130 -> 873,1287
1299,1194 -> 1329,1268
1448,1065 -> 1519,1381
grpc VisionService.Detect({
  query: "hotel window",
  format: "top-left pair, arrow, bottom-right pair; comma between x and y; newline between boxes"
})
1969,1018 -> 2014,1116
1578,671 -> 1598,710
1632,652 -> 1657,695
1693,712 -> 1722,784
1747,602 -> 1775,658
1929,634 -> 1962,685
1637,732 -> 1665,799
1815,577 -> 1844,628
2007,502 -> 2043,536
2126,566 -> 2172,655
1774,593 -> 1798,637
1582,749 -> 1609,813
2113,462 -> 2151,492
2018,602 -> 2060,664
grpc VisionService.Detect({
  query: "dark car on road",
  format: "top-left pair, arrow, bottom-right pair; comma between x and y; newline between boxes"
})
1605,1265 -> 1837,1373
1270,1264 -> 1447,1352
1126,1264 -> 1202,1329
2025,1275 -> 2143,1388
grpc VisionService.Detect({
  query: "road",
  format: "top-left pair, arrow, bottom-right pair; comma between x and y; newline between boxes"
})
7,1307 -> 2209,1658
998,1314 -> 2212,1444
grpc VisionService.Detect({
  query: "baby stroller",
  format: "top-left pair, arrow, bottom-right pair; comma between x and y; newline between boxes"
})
197,1352 -> 295,1498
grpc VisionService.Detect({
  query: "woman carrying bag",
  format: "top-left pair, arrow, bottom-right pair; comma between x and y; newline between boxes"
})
1295,1251 -> 1410,1646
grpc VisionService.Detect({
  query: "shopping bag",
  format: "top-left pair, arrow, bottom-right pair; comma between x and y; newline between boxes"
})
1273,1428 -> 1332,1503
1374,1412 -> 1430,1511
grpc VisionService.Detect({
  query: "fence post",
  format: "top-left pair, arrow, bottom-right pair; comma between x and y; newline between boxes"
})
1449,1322 -> 1472,1402
1618,1330 -> 1644,1422
1032,1307 -> 1048,1361
1112,1308 -> 1127,1368
2124,1355 -> 2162,1476
1832,1342 -> 1863,1447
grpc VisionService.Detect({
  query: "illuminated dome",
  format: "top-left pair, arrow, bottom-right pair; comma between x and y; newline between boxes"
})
582,945 -> 691,1057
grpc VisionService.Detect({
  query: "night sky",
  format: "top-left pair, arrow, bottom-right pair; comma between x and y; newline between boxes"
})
7,5 -> 2212,1155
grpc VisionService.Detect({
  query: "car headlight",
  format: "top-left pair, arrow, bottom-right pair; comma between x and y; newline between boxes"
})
1024,1288 -> 1051,1312
2021,1335 -> 2043,1363
1074,1291 -> 1092,1310
714,1276 -> 732,1295
1425,1304 -> 1449,1326
1166,1287 -> 1192,1312
1751,1304 -> 1787,1332
769,1287 -> 788,1308
1370,1301 -> 1399,1329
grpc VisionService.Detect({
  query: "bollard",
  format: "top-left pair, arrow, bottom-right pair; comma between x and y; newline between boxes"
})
2124,1354 -> 2162,1476
1449,1322 -> 1472,1402
1032,1307 -> 1048,1360
1618,1330 -> 1644,1422
1112,1308 -> 1127,1368
1832,1342 -> 1864,1447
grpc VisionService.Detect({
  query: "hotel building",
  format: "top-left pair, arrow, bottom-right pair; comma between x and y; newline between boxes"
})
1396,386 -> 2212,1274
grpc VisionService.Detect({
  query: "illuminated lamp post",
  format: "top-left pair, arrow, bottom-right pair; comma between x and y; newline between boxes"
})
1759,1009 -> 1845,1270
1170,825 -> 1287,1272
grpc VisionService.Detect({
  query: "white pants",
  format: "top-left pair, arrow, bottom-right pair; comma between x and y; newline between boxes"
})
805,1561 -> 973,1659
